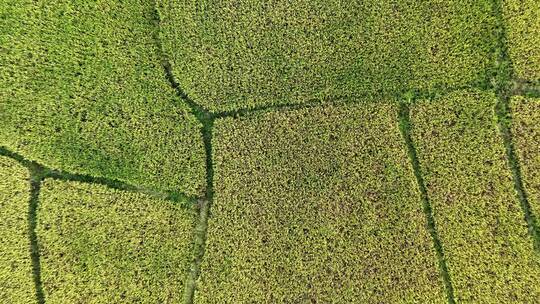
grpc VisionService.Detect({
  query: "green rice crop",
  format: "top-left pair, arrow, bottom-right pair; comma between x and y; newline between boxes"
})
197,102 -> 446,303
0,156 -> 35,303
0,0 -> 206,196
503,0 -> 540,82
510,96 -> 540,225
37,180 -> 197,303
410,90 -> 540,303
157,0 -> 497,111
1,1 -> 539,303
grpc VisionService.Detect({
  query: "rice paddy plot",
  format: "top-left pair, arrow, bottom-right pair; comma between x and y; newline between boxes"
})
410,90 -> 540,303
503,0 -> 540,82
37,180 -> 197,303
0,0 -> 206,196
510,96 -> 540,231
157,0 -> 497,111
197,102 -> 447,303
0,156 -> 35,303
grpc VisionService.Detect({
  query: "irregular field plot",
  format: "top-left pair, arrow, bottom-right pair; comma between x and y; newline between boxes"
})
158,0 -> 497,111
410,90 -> 540,303
197,103 -> 446,303
37,180 -> 196,303
0,0 -> 206,196
503,0 -> 540,82
0,157 -> 35,302
511,96 -> 540,224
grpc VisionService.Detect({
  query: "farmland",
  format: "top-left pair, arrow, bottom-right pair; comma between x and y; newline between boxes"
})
0,157 -> 35,302
0,0 -> 206,196
37,180 -> 196,303
197,103 -> 447,303
157,0 -> 497,111
1,0 -> 540,303
503,0 -> 540,81
510,96 -> 540,239
410,90 -> 540,302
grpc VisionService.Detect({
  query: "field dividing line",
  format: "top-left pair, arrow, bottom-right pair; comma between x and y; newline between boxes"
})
0,146 -> 194,204
398,102 -> 456,304
510,79 -> 540,98
183,197 -> 211,303
491,0 -> 540,251
150,4 -> 216,302
28,164 -> 46,304
495,98 -> 540,252
150,3 -> 211,124
182,117 -> 215,304
211,82 -> 497,120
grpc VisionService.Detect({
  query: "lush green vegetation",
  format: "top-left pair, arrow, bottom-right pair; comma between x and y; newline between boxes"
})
37,180 -> 196,303
1,1 -> 540,303
410,90 -> 540,303
0,157 -> 35,303
157,0 -> 497,111
511,96 -> 540,224
0,0 -> 206,196
503,0 -> 540,81
197,102 -> 447,303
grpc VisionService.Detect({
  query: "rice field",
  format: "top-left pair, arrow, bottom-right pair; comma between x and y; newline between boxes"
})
1,0 -> 539,303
